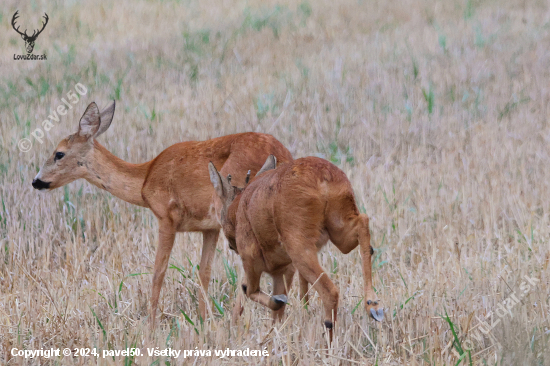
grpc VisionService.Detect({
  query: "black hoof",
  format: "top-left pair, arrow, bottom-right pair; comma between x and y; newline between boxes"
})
370,307 -> 384,322
324,320 -> 333,329
272,294 -> 288,305
241,284 -> 247,293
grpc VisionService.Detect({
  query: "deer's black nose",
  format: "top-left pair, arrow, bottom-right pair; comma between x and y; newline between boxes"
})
32,178 -> 50,190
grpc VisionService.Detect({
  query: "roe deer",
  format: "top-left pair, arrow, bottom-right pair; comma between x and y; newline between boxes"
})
32,101 -> 293,324
208,155 -> 383,341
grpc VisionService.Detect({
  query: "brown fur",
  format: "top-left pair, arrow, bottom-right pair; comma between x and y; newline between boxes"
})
33,101 -> 293,323
209,156 -> 383,341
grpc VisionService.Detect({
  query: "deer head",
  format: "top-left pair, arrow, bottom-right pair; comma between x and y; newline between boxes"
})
208,155 -> 277,251
32,101 -> 116,191
209,154 -> 276,220
12,11 -> 49,54
208,165 -> 247,251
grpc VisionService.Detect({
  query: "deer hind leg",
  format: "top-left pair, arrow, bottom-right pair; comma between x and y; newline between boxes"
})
233,264 -> 294,322
293,256 -> 339,343
357,215 -> 383,321
327,213 -> 383,322
150,221 -> 177,327
198,230 -> 219,321
271,264 -> 296,322
282,235 -> 339,343
243,264 -> 288,312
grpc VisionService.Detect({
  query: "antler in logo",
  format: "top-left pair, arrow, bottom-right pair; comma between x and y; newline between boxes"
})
12,10 -> 49,54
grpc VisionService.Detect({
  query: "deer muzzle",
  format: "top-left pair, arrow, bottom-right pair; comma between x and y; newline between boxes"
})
32,178 -> 50,190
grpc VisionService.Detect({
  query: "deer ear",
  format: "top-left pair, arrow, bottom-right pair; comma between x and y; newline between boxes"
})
256,155 -> 277,177
95,100 -> 115,137
77,102 -> 101,139
208,162 -> 224,198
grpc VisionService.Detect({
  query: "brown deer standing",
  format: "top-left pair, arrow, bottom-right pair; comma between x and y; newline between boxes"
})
32,101 -> 293,324
208,155 -> 383,341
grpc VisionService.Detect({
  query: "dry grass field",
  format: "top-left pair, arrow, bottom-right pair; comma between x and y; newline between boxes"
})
1,0 -> 550,364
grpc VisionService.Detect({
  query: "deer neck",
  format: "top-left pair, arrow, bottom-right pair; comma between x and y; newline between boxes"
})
84,140 -> 151,207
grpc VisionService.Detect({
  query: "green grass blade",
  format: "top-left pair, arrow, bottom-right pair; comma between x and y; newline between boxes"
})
89,307 -> 106,341
211,296 -> 225,316
351,297 -> 363,315
443,307 -> 464,356
180,309 -> 199,335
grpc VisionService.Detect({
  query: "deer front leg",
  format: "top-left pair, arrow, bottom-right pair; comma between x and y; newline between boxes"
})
150,221 -> 176,327
198,230 -> 219,320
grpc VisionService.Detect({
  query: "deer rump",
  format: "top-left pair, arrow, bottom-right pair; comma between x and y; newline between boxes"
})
238,158 -> 357,268
230,156 -> 382,335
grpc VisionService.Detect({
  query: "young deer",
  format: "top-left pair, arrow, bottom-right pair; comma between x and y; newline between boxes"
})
209,155 -> 383,340
32,101 -> 293,324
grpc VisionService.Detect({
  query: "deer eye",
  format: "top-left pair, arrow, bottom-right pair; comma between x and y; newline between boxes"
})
54,152 -> 65,161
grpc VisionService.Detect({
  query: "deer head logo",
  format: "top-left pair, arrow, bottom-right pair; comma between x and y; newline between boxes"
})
12,11 -> 49,54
